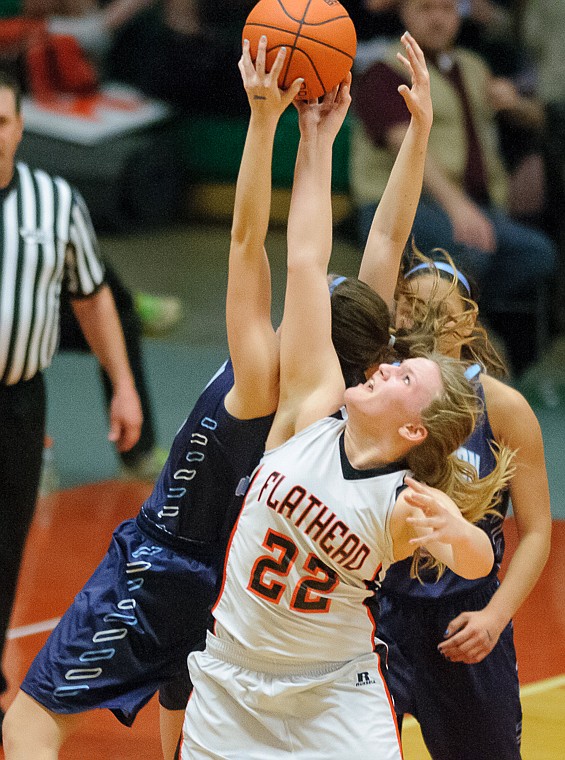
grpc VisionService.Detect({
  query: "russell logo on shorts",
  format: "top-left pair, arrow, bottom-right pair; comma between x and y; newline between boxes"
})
355,671 -> 376,686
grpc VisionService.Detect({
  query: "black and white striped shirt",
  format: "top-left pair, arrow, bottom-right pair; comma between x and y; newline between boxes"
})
0,162 -> 105,385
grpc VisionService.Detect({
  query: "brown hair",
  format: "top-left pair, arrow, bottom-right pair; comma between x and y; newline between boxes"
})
329,274 -> 435,386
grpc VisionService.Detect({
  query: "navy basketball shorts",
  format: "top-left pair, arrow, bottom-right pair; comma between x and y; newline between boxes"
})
378,579 -> 522,760
21,518 -> 218,726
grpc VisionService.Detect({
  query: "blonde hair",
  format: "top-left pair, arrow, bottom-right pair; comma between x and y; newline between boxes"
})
406,352 -> 515,579
396,245 -> 508,378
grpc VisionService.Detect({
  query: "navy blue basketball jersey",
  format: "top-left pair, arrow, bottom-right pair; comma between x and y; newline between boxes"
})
137,360 -> 274,552
381,381 -> 509,599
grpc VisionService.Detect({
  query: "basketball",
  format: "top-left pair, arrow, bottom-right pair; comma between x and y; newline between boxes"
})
242,0 -> 357,101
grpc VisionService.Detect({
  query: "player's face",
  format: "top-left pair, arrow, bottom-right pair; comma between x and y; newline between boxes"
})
396,275 -> 476,358
400,0 -> 461,55
0,87 -> 23,185
345,357 -> 443,429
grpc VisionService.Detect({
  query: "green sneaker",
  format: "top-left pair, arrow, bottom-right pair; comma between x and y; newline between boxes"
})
119,447 -> 169,482
134,292 -> 183,336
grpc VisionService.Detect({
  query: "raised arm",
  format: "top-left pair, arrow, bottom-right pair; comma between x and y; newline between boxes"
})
224,37 -> 302,420
267,79 -> 351,448
358,32 -> 432,311
438,379 -> 551,664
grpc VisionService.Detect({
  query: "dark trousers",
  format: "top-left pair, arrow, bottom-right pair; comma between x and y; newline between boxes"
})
0,374 -> 46,694
378,583 -> 522,760
59,263 -> 156,466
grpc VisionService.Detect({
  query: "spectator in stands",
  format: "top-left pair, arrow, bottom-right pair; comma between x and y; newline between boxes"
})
521,0 -> 565,107
520,0 -> 565,325
349,1 -> 516,63
350,2 -> 545,220
350,0 -> 557,375
35,1 -> 251,115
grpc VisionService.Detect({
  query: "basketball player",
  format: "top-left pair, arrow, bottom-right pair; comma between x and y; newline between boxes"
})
179,69 -> 515,760
372,250 -> 551,760
3,33 -> 433,759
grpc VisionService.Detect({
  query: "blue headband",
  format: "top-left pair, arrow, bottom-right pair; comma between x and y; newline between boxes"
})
464,362 -> 482,380
329,275 -> 347,295
405,262 -> 471,296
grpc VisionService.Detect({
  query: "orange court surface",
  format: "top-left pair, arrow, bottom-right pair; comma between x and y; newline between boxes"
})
2,481 -> 565,759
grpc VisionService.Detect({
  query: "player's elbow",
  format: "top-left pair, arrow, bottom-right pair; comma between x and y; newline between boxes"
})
453,531 -> 494,580
458,550 -> 494,580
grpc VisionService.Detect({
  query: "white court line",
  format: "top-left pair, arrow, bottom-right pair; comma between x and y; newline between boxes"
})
7,617 -> 61,640
520,673 -> 565,696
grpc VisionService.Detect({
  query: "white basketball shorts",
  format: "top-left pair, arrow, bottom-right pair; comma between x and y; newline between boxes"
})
181,631 -> 402,759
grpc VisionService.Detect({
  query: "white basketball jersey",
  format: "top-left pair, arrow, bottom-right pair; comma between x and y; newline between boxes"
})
213,416 -> 409,665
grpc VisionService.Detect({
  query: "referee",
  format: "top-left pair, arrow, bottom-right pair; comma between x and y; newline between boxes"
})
0,70 -> 142,729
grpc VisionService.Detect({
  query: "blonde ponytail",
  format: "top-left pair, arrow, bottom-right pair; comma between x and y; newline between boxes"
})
405,353 -> 516,579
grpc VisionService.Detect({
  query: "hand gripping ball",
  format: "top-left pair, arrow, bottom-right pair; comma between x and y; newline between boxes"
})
242,0 -> 357,100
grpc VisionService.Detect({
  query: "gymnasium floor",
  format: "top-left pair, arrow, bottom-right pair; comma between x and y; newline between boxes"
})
2,222 -> 565,758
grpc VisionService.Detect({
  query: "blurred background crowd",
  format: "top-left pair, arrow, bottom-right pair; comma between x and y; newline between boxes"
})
1,0 -> 564,391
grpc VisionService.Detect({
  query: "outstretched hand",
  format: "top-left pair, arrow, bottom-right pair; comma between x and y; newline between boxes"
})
295,73 -> 352,143
396,32 -> 432,132
403,476 -> 466,547
239,36 -> 303,119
